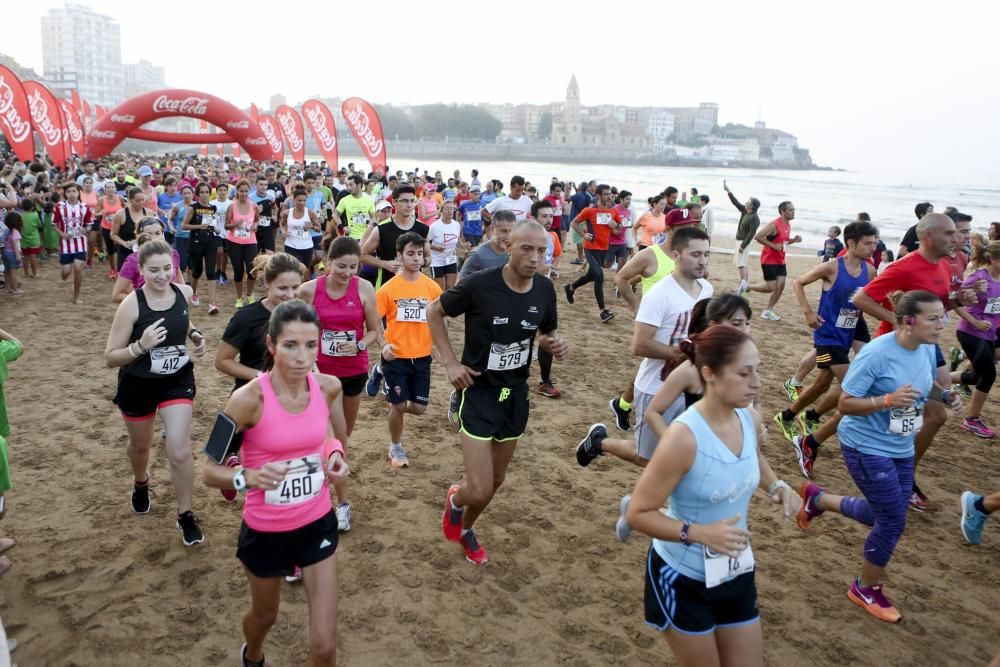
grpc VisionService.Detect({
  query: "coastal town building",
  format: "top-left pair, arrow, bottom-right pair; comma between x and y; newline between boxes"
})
41,3 -> 123,108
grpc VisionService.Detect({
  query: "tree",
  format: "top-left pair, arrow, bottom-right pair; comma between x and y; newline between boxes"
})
537,112 -> 553,140
413,104 -> 501,141
375,104 -> 415,140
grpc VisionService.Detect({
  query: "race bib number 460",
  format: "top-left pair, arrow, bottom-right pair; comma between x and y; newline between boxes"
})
487,338 -> 531,371
704,542 -> 755,589
149,345 -> 189,375
264,454 -> 324,506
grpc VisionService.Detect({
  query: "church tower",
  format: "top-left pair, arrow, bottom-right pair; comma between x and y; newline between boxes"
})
564,73 -> 582,144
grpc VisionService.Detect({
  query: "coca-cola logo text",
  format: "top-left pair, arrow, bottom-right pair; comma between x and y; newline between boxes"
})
110,113 -> 136,124
0,75 -> 31,143
152,95 -> 209,116
64,112 -> 83,141
90,129 -> 116,139
259,119 -> 282,153
276,111 -> 303,152
226,120 -> 250,129
26,90 -> 62,145
304,105 -> 336,152
345,103 -> 383,159
244,137 -> 266,145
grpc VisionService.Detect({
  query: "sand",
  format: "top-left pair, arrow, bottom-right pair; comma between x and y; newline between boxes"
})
1,246 -> 998,666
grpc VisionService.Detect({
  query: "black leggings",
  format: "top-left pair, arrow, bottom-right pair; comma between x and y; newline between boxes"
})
537,347 -> 553,384
571,249 -> 608,309
285,246 -> 315,273
958,329 -> 997,393
188,237 -> 218,281
228,242 -> 258,282
101,229 -> 116,264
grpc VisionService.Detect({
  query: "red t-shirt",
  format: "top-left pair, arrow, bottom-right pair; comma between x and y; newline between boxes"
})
760,217 -> 790,265
577,206 -> 621,251
862,250 -> 952,337
945,251 -> 969,289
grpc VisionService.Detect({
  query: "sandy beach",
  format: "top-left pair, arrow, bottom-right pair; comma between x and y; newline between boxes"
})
1,246 -> 998,666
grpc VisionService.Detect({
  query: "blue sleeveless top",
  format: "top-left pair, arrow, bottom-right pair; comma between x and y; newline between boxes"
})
814,257 -> 869,349
653,406 -> 760,581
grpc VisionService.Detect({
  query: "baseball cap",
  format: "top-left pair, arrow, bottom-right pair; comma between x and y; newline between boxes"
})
424,183 -> 437,192
138,165 -> 153,177
470,185 -> 481,193
376,200 -> 393,212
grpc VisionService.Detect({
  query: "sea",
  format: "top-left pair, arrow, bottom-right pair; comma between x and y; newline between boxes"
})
320,156 -> 1000,253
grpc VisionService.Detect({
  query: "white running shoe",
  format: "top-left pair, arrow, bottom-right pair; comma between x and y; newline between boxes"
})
336,502 -> 352,532
760,309 -> 781,321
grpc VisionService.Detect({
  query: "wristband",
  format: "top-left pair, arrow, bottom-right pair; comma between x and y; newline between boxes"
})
127,342 -> 139,358
679,521 -> 691,546
941,389 -> 955,404
768,480 -> 789,495
135,340 -> 148,354
188,328 -> 202,341
884,393 -> 891,409
870,396 -> 877,410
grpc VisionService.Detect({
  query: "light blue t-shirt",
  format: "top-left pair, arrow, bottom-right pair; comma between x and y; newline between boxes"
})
654,406 -> 759,581
837,333 -> 936,458
157,192 -> 183,228
172,203 -> 190,239
306,190 -> 326,239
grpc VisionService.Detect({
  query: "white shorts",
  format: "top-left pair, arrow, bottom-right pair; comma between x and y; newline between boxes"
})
733,245 -> 751,268
624,228 -> 637,249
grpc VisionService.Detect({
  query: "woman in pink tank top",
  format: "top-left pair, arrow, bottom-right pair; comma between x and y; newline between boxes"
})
202,300 -> 350,667
225,179 -> 260,308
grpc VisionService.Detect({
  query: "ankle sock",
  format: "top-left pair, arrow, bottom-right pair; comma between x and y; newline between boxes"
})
805,409 -> 821,423
781,409 -> 796,423
618,396 -> 632,411
975,496 -> 991,515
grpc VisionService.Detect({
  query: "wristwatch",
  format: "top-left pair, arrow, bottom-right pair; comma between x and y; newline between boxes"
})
233,468 -> 248,494
356,340 -> 367,352
680,522 -> 691,546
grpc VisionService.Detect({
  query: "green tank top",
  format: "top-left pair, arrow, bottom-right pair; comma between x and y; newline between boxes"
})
641,244 -> 675,293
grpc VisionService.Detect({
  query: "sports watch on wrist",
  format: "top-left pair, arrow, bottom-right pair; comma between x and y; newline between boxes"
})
356,340 -> 367,352
233,468 -> 248,494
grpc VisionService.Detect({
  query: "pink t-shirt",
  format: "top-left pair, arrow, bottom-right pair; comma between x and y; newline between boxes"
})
119,249 -> 181,288
227,200 -> 257,245
610,204 -> 631,245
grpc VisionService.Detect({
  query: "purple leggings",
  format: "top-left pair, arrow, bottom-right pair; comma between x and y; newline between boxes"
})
837,444 -> 914,568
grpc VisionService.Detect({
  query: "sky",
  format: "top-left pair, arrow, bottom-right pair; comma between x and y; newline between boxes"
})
5,0 -> 999,186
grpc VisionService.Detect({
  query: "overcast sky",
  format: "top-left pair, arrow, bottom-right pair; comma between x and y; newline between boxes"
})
6,1 -> 999,186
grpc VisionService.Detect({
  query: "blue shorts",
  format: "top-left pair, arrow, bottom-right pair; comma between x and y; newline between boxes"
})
381,356 -> 432,406
2,250 -> 22,271
60,251 -> 87,265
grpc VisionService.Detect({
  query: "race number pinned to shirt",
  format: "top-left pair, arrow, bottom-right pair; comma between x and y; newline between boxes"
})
704,542 -> 755,589
68,225 -> 83,239
264,454 -> 324,506
235,227 -> 252,240
149,345 -> 190,375
321,330 -> 356,357
985,297 -> 1000,316
596,212 -> 614,226
257,215 -> 271,228
465,210 -> 481,222
888,406 -> 923,436
397,298 -> 428,323
487,338 -> 531,371
835,308 -> 860,329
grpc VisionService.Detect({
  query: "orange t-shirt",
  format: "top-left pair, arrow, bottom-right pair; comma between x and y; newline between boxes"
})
548,231 -> 561,258
634,211 -> 666,247
376,272 -> 443,359
576,206 -> 621,251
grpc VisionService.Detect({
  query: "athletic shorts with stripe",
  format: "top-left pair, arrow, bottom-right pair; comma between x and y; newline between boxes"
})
113,365 -> 196,420
644,545 -> 759,635
458,383 -> 529,442
815,344 -> 851,369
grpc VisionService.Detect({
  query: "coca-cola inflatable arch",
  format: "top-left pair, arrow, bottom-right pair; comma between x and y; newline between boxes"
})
86,89 -> 271,161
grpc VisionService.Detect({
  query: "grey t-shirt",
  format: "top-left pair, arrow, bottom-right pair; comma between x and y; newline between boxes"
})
458,242 -> 508,281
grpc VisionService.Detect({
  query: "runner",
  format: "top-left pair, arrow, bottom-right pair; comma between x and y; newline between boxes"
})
417,182 -> 440,225
458,186 -> 485,246
529,199 -> 564,398
457,210 -> 514,282
299,237 -> 382,530
104,238 -> 207,546
335,174 -> 376,243
428,201 -> 465,291
960,489 -> 1000,545
169,185 -> 194,279
481,175 -> 533,224
369,231 -> 443,468
608,190 -> 632,269
795,290 -> 961,623
225,180 -> 260,307
53,182 -> 92,304
360,185 -> 431,289
747,201 -> 801,321
852,212 -> 975,510
430,220 -> 567,565
627,325 -> 799,665
250,177 -> 276,255
772,221 -> 878,478
565,184 -> 622,323
81,175 -> 102,269
632,195 -> 666,251
722,180 -> 761,294
110,186 -> 151,273
213,183 -> 233,286
113,219 -> 184,303
202,300 -> 350,667
181,183 -> 221,315
279,185 -> 323,272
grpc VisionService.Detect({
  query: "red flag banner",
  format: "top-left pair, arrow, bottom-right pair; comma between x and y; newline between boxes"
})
302,99 -> 338,169
250,103 -> 259,122
341,97 -> 386,172
255,113 -> 284,162
95,104 -> 107,121
59,98 -> 85,157
199,119 -> 208,158
70,90 -> 82,115
81,98 -> 93,135
23,81 -> 67,167
275,104 -> 305,163
0,65 -> 36,162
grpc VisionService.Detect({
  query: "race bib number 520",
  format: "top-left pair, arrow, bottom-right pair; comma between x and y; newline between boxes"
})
397,298 -> 428,323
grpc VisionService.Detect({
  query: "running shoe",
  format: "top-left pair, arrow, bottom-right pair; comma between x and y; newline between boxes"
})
191,294 -> 201,306
615,495 -> 633,542
960,416 -> 997,439
442,484 -> 464,542
796,481 -> 825,529
797,412 -> 820,436
569,258 -> 583,265
609,397 -> 632,432
949,346 -> 965,372
909,487 -> 932,513
107,268 -> 117,280
176,510 -> 204,546
388,443 -> 410,468
336,502 -> 352,532
208,302 -> 220,315
791,435 -> 817,479
960,491 -> 988,545
218,275 -> 229,286
366,364 -> 384,397
536,381 -> 562,398
460,529 -> 489,565
783,378 -> 801,402
614,286 -> 621,299
773,412 -> 798,442
221,455 -> 241,502
240,642 -> 265,667
245,294 -> 256,304
85,261 -> 93,269
564,284 -> 575,304
760,309 -> 781,321
98,250 -> 106,261
576,423 -> 607,467
235,297 -> 245,309
847,579 -> 901,623
600,309 -> 615,323
285,566 -> 303,583
448,389 -> 461,426
951,383 -> 972,398
131,477 -> 151,514
737,280 -> 748,295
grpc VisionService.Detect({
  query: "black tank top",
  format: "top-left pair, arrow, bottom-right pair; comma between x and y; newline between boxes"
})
189,202 -> 217,246
376,218 -> 429,283
121,206 -> 138,242
684,390 -> 702,408
126,284 -> 191,378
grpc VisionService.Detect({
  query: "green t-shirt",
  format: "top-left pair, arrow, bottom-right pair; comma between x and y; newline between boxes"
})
0,339 -> 23,439
19,211 -> 42,248
336,195 -> 376,240
316,186 -> 333,204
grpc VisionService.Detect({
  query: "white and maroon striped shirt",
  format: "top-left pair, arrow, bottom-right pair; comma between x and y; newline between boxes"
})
54,200 -> 92,255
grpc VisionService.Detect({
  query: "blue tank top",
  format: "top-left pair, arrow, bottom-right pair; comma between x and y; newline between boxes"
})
814,257 -> 869,349
653,406 -> 760,581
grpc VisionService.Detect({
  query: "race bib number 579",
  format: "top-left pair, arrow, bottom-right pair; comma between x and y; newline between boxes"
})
487,339 -> 530,371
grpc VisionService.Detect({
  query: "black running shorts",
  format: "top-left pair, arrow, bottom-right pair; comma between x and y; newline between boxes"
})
237,509 -> 339,578
114,365 -> 196,420
815,345 -> 851,369
458,383 -> 529,443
